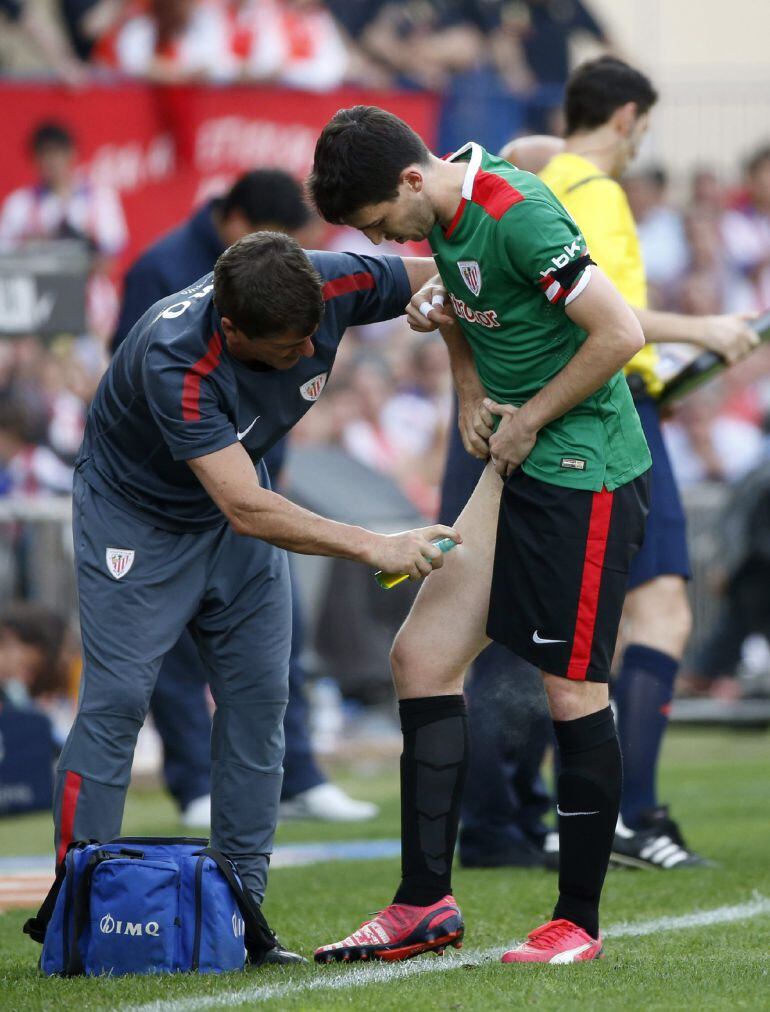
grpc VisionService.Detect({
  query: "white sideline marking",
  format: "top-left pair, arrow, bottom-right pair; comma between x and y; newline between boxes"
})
127,895 -> 770,1012
604,893 -> 770,937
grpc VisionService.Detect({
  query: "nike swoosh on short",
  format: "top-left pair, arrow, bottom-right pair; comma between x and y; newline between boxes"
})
532,630 -> 567,645
557,806 -> 600,817
237,417 -> 259,440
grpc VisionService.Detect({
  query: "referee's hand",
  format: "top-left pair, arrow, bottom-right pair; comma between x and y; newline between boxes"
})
700,313 -> 760,364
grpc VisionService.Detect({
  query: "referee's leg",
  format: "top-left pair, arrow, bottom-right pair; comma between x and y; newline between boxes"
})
55,476 -> 204,863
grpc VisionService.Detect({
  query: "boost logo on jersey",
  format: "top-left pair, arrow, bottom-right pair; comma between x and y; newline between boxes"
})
449,292 -> 500,329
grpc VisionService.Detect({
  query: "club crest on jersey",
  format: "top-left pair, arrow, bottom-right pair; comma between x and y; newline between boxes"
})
458,260 -> 482,296
299,372 -> 328,402
106,548 -> 135,580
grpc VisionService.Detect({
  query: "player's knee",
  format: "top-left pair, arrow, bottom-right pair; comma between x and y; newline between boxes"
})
390,626 -> 456,697
390,628 -> 416,694
543,674 -> 609,722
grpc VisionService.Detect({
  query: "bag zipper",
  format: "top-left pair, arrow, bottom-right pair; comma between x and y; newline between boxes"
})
62,850 -> 75,971
191,855 -> 205,971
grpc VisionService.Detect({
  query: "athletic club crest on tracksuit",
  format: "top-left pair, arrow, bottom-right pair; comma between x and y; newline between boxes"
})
299,372 -> 328,401
458,260 -> 482,296
106,547 -> 135,579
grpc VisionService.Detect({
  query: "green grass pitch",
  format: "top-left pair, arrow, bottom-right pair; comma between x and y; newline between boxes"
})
0,727 -> 767,1011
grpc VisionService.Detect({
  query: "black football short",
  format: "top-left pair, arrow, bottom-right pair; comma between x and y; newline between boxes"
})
487,469 -> 650,682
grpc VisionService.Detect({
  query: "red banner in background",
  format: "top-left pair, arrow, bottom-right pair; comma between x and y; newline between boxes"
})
0,83 -> 440,271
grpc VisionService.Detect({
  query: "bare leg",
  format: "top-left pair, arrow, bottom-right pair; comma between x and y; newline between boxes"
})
389,464 -> 502,905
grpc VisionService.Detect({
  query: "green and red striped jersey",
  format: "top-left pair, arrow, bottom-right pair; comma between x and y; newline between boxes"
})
429,142 -> 650,492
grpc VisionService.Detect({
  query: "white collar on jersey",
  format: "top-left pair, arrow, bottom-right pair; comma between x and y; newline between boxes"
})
447,141 -> 484,200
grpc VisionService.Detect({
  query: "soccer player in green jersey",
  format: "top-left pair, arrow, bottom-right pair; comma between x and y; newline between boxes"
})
309,107 -> 651,964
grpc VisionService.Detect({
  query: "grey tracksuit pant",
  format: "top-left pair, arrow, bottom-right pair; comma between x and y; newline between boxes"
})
54,473 -> 291,905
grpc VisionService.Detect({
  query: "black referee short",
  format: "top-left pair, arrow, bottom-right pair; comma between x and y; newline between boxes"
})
486,468 -> 650,682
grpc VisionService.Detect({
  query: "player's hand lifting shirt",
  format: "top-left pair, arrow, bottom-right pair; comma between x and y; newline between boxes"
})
76,251 -> 411,532
428,142 -> 650,493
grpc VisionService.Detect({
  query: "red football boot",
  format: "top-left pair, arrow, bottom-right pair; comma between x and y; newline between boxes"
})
501,918 -> 603,963
314,895 -> 464,964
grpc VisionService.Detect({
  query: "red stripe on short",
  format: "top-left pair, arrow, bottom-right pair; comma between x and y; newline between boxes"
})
57,771 -> 83,865
472,170 -> 525,220
322,272 -> 375,301
566,488 -> 614,681
182,330 -> 223,422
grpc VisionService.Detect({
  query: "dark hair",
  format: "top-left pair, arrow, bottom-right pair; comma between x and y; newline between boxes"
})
565,57 -> 658,135
308,105 -> 430,224
29,120 -> 74,155
746,144 -> 770,176
221,169 -> 311,231
213,231 -> 324,340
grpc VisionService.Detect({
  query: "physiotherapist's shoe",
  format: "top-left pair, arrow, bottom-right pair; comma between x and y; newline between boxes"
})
260,941 -> 308,966
315,895 -> 464,963
460,837 -> 547,869
280,782 -> 379,822
502,919 -> 603,963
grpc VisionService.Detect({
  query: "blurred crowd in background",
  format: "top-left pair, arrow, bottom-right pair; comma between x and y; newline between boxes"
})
1,0 -> 769,804
2,0 -> 608,98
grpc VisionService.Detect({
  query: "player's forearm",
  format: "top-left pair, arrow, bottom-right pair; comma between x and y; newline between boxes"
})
517,324 -> 643,435
228,487 -> 378,563
442,319 -> 484,401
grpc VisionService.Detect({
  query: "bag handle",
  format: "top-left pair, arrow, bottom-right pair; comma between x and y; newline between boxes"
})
197,848 -> 278,966
22,860 -> 67,944
22,841 -> 91,946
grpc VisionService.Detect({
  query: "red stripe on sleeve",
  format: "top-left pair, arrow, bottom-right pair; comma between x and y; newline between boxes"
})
472,170 -> 525,220
322,272 -> 375,301
566,488 -> 614,681
181,330 -> 223,422
57,771 -> 83,865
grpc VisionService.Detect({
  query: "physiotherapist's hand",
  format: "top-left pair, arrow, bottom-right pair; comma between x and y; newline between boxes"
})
699,313 -> 759,364
487,400 -> 538,477
406,276 -> 452,332
366,525 -> 462,581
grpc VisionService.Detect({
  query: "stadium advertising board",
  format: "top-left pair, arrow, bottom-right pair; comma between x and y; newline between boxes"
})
0,83 -> 439,270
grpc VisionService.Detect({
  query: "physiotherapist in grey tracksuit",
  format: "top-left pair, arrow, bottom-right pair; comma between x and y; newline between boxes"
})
55,232 -> 457,946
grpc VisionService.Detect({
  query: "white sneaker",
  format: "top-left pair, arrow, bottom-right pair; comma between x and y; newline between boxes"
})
181,794 -> 211,830
279,783 -> 379,822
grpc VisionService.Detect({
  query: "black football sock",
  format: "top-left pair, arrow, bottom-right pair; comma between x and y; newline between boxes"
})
392,694 -> 468,907
551,706 -> 621,940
